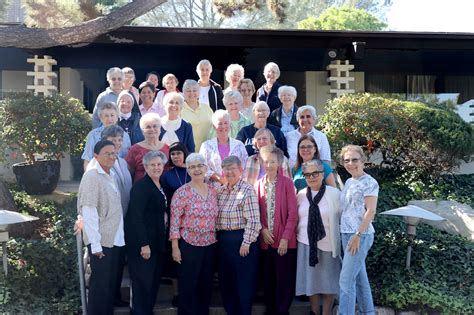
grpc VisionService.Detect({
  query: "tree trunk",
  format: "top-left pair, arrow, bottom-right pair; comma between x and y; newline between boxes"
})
0,0 -> 167,49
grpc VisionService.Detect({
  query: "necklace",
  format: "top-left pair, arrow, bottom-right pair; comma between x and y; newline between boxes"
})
175,167 -> 188,186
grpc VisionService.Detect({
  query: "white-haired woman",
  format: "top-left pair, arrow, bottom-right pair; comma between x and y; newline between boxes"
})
181,79 -> 214,151
268,85 -> 299,135
196,59 -> 224,111
82,102 -> 131,170
236,101 -> 288,157
92,67 -> 123,128
122,67 -> 140,107
256,62 -> 283,113
200,110 -> 248,184
125,113 -> 169,183
117,90 -> 144,145
339,145 -> 378,315
170,153 -> 219,315
125,150 -> 168,315
223,63 -> 245,94
238,78 -> 256,122
242,128 -> 292,186
209,90 -> 251,139
159,92 -> 195,153
285,105 -> 331,169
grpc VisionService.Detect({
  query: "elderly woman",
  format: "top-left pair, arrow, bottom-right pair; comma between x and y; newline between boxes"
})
238,78 -> 256,122
338,145 -> 379,315
181,79 -> 214,152
117,91 -> 144,145
125,150 -> 168,315
242,128 -> 291,186
285,105 -> 331,168
255,145 -> 298,315
139,81 -> 164,117
200,110 -> 248,184
125,113 -> 170,183
154,73 -> 181,114
268,85 -> 299,135
159,92 -> 195,153
82,102 -> 131,170
122,67 -> 140,106
170,153 -> 219,315
209,90 -> 251,139
196,59 -> 224,111
296,159 -> 341,315
256,62 -> 283,113
92,67 -> 123,128
293,135 -> 337,191
223,63 -> 245,94
236,101 -> 288,157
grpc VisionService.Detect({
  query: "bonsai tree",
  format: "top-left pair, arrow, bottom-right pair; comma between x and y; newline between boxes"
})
0,92 -> 90,164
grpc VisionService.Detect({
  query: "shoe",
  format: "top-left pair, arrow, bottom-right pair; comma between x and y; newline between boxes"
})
114,300 -> 129,307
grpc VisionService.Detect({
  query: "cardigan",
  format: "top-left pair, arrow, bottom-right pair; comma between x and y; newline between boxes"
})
199,137 -> 248,177
268,104 -> 299,130
159,119 -> 195,153
118,111 -> 144,145
124,174 -> 168,256
255,172 -> 298,250
236,123 -> 288,157
256,81 -> 282,113
206,79 -> 225,112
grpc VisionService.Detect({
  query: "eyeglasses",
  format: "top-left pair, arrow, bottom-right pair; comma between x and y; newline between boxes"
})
188,163 -> 206,170
303,171 -> 323,179
110,77 -> 122,81
299,145 -> 315,150
343,158 -> 360,164
299,114 -> 312,119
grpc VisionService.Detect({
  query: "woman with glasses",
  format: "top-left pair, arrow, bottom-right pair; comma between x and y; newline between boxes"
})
125,113 -> 170,183
92,67 -> 123,128
238,78 -> 256,122
338,145 -> 379,315
169,153 -> 219,315
295,159 -> 341,315
293,135 -> 337,192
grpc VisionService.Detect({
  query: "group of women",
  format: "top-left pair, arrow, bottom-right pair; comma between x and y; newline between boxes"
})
82,60 -> 379,315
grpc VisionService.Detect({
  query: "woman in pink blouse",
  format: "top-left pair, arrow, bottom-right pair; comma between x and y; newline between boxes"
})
169,153 -> 219,315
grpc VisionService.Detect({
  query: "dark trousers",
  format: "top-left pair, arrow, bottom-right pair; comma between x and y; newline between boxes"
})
128,254 -> 165,315
87,245 -> 120,315
217,230 -> 259,315
177,239 -> 215,315
114,245 -> 126,302
263,247 -> 297,315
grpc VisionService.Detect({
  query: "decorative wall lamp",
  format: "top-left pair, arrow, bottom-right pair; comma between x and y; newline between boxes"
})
0,209 -> 39,275
380,205 -> 445,270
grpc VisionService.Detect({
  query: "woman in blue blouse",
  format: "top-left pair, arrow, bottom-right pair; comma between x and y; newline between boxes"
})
292,135 -> 337,192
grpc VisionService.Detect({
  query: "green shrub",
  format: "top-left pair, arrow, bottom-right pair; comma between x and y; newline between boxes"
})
0,191 -> 81,313
319,93 -> 474,178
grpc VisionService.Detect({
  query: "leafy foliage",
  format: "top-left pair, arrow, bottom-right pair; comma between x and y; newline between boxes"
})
0,93 -> 90,164
319,93 -> 474,178
297,6 -> 387,31
0,190 -> 81,313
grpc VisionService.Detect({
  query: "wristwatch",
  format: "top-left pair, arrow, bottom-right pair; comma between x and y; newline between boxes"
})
355,231 -> 362,237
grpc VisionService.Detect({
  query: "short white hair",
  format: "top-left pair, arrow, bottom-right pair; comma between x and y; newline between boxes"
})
253,101 -> 270,113
196,59 -> 212,73
182,79 -> 200,92
296,105 -> 317,120
185,153 -> 207,167
143,150 -> 168,167
163,92 -> 185,111
223,90 -> 243,109
140,113 -> 162,130
225,64 -> 245,83
106,67 -> 123,81
278,85 -> 297,98
211,109 -> 231,128
263,62 -> 280,79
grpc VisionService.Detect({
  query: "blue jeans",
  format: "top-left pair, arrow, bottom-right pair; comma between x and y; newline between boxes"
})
339,233 -> 375,315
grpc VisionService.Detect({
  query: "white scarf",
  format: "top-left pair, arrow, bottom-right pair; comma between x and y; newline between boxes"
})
161,117 -> 181,146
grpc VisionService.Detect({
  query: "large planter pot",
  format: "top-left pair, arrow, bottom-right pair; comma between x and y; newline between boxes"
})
12,160 -> 60,195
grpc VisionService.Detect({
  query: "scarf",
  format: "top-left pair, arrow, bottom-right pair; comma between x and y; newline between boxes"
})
306,183 -> 326,267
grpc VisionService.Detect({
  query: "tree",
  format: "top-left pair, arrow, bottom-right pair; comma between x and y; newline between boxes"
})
297,5 -> 387,31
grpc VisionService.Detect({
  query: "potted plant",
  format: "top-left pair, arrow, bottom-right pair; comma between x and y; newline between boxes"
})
0,92 -> 90,194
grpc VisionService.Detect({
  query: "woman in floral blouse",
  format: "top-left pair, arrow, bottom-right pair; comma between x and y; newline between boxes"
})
169,153 -> 219,315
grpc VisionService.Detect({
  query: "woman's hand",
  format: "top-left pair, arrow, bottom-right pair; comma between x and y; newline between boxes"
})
261,228 -> 274,245
172,246 -> 182,264
73,215 -> 84,235
141,245 -> 151,260
348,235 -> 360,256
278,239 -> 288,256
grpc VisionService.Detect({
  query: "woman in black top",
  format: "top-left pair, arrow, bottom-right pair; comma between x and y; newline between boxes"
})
125,150 -> 168,314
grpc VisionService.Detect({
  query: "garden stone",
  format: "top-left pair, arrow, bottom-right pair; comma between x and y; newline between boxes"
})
408,200 -> 474,241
